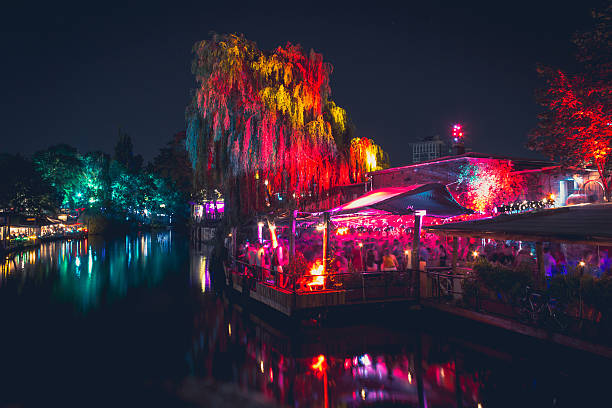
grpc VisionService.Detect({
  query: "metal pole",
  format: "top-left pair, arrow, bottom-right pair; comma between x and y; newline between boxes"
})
322,212 -> 331,273
231,226 -> 237,270
289,209 -> 297,262
452,236 -> 458,272
412,211 -> 424,300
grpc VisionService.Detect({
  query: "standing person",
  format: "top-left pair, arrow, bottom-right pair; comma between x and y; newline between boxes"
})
247,243 -> 257,275
438,243 -> 447,267
515,248 -> 535,268
271,245 -> 285,284
351,243 -> 363,272
335,251 -> 349,274
374,242 -> 383,271
382,249 -> 399,271
418,245 -> 430,264
543,247 -> 556,277
552,248 -> 567,275
365,249 -> 378,272
256,244 -> 266,280
431,240 -> 441,265
392,239 -> 404,270
600,249 -> 611,275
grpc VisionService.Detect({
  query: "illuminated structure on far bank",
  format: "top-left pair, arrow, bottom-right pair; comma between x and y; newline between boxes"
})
186,34 -> 387,216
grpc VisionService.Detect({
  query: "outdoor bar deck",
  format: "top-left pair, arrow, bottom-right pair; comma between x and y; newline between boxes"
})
228,260 -> 418,316
226,183 -> 472,316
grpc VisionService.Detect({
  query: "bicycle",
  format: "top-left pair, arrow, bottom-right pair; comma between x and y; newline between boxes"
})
515,286 -> 568,331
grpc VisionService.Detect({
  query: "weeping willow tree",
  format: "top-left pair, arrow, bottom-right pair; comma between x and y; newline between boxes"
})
186,33 -> 387,220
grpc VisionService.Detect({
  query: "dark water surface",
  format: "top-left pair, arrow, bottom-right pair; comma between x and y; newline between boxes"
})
0,233 -> 609,407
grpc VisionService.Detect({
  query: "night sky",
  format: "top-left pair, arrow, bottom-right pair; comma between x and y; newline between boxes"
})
1,0 -> 607,166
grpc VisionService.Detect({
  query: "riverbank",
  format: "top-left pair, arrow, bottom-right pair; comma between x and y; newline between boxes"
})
422,299 -> 612,358
1,232 -> 87,258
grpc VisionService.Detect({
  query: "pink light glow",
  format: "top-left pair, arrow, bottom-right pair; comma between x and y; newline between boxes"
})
331,185 -> 423,212
204,202 -> 224,214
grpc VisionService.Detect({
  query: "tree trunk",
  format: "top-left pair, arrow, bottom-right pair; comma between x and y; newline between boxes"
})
595,161 -> 610,202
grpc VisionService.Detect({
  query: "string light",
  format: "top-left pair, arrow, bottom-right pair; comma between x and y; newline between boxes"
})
496,196 -> 555,214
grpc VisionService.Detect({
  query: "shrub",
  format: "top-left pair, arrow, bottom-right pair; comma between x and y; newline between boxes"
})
461,278 -> 479,306
547,274 -> 581,308
471,258 -> 533,303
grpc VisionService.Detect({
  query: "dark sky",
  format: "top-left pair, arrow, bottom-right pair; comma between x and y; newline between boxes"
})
1,0 -> 607,166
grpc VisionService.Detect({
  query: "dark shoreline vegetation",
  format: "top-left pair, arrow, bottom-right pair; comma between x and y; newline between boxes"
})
0,130 -> 192,234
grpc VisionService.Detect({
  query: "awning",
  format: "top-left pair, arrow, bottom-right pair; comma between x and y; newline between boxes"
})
327,183 -> 472,218
425,203 -> 612,245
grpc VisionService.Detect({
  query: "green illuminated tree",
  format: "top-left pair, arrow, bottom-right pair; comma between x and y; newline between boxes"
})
78,152 -> 111,208
32,144 -> 83,208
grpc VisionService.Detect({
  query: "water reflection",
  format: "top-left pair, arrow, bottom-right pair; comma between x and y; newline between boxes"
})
191,246 -> 211,293
1,232 -> 179,311
1,238 -> 610,407
186,251 -> 610,407
187,295 -> 488,407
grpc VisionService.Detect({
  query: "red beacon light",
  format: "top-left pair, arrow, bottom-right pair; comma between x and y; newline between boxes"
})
452,124 -> 464,143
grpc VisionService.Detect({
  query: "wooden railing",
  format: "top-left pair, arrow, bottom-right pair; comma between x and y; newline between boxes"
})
231,258 -> 416,302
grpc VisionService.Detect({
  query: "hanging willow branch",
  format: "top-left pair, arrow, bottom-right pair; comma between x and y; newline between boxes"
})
186,33 -> 387,215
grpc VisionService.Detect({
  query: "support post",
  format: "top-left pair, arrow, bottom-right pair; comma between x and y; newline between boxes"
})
536,241 -> 545,288
322,212 -> 331,273
289,209 -> 297,262
289,209 -> 297,294
411,211 -> 424,300
231,226 -> 237,270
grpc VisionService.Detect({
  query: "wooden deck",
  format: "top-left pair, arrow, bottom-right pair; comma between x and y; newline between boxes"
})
230,272 -> 415,316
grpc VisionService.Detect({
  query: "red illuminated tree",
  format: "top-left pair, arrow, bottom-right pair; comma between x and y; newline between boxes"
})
186,34 -> 387,219
529,4 -> 612,200
456,160 -> 525,214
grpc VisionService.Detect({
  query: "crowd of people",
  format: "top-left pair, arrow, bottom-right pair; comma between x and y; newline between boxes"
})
235,230 -> 480,280
233,227 -> 612,288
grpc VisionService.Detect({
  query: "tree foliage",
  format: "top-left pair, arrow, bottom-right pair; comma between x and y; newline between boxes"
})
186,33 -> 387,218
0,154 -> 57,214
114,129 -> 143,174
151,131 -> 193,197
457,160 -> 525,214
30,133 -> 187,223
529,4 -> 612,199
32,144 -> 83,208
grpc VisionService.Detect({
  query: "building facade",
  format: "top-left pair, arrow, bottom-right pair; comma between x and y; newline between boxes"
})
366,152 -> 603,214
411,135 -> 447,164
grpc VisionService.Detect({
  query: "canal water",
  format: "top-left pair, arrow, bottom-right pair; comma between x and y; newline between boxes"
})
0,232 -> 609,407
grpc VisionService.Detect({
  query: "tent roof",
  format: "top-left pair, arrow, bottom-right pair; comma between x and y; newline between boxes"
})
327,183 -> 472,218
426,203 -> 612,245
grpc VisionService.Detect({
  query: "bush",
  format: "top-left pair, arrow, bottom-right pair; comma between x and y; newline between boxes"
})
587,276 -> 612,324
546,274 -> 612,325
547,274 -> 581,308
461,278 -> 479,306
471,258 -> 533,303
